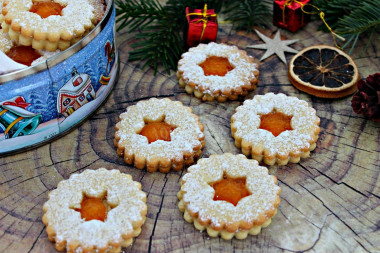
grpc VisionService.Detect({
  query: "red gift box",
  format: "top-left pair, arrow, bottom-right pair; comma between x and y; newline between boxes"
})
186,5 -> 218,47
273,0 -> 312,33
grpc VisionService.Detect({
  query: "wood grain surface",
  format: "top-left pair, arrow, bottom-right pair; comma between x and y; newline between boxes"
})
1,20 -> 379,253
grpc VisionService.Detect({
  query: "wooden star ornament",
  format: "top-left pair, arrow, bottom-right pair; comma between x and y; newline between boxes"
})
247,30 -> 299,64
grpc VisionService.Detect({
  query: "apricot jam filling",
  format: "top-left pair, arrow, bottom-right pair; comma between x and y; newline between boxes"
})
259,111 -> 293,137
212,174 -> 251,206
199,56 -> 234,76
139,122 -> 176,143
6,46 -> 41,66
30,1 -> 64,19
75,196 -> 108,222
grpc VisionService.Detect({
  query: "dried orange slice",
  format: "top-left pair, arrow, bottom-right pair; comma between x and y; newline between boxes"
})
288,45 -> 360,98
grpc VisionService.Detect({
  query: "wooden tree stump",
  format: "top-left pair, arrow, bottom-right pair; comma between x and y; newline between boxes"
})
0,21 -> 379,253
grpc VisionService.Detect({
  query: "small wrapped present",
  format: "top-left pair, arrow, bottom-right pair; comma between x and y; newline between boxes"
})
273,0 -> 312,33
186,4 -> 217,47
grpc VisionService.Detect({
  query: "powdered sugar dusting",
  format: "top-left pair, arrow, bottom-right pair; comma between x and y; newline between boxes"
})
116,98 -> 204,161
181,154 -> 280,228
44,168 -> 147,250
88,0 -> 106,24
232,93 -> 320,155
0,29 -> 12,53
0,0 -> 3,20
178,42 -> 258,94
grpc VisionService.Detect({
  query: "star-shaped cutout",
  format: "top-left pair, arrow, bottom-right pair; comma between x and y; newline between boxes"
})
247,30 -> 299,64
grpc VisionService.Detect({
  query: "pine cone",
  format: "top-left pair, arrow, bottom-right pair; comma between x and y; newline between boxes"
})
351,73 -> 380,122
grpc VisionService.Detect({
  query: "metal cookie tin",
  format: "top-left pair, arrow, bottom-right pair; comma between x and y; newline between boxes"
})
0,0 -> 118,155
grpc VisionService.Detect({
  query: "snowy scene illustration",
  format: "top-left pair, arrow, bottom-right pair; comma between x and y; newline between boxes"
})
57,54 -> 118,131
0,96 -> 42,139
56,41 -> 117,128
57,67 -> 96,118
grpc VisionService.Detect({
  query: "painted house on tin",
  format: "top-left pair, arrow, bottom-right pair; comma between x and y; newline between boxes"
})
57,68 -> 96,118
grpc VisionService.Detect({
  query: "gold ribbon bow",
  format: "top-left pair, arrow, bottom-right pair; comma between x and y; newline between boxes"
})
187,4 -> 217,41
282,0 -> 345,49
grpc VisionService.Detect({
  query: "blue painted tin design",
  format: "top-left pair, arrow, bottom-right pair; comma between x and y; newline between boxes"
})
0,0 -> 118,155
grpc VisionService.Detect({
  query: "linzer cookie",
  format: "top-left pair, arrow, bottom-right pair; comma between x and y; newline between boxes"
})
231,93 -> 320,165
178,153 -> 281,240
42,168 -> 147,253
114,98 -> 205,173
177,42 -> 259,102
1,0 -> 98,51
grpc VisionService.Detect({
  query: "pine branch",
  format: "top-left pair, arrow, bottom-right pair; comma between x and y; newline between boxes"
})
337,1 -> 380,52
222,0 -> 272,33
313,0 -> 353,31
336,1 -> 380,35
115,0 -> 185,74
115,0 -> 166,32
116,0 -> 227,74
314,0 -> 380,52
116,0 -> 378,74
115,0 -> 273,74
129,18 -> 183,75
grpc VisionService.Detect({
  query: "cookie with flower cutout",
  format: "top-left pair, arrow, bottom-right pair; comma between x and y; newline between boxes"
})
42,168 -> 147,253
231,93 -> 320,165
177,42 -> 259,102
114,98 -> 205,173
1,0 -> 101,51
178,153 -> 281,240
